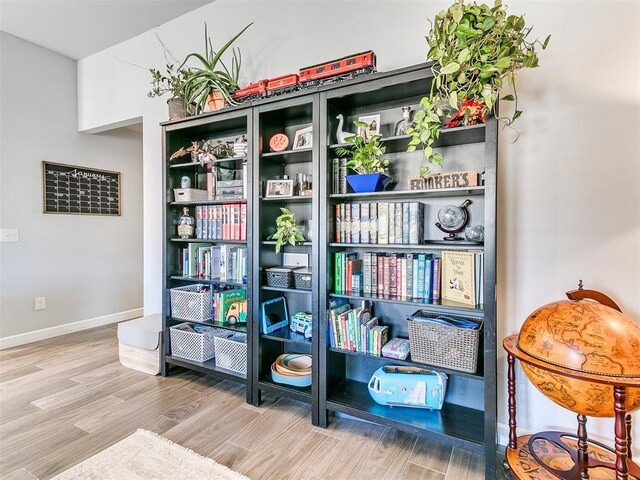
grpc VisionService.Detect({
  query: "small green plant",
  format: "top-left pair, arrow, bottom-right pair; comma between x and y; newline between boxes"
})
180,23 -> 253,114
272,208 -> 306,254
148,63 -> 190,99
408,0 -> 550,177
336,121 -> 388,175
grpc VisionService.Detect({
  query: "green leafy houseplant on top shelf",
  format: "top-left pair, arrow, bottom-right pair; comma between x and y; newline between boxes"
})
272,208 -> 306,254
336,121 -> 391,193
180,23 -> 253,114
408,0 -> 550,177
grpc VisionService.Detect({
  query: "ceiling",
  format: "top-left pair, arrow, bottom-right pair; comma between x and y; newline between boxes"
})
0,0 -> 213,60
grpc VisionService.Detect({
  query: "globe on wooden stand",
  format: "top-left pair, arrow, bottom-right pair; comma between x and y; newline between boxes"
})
503,282 -> 640,480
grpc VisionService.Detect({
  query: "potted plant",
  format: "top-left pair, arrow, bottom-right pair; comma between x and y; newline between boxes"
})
336,121 -> 390,193
180,23 -> 253,114
270,208 -> 306,254
407,0 -> 550,177
148,63 -> 191,120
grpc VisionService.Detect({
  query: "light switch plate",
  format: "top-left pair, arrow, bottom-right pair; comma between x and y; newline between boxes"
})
1,229 -> 19,242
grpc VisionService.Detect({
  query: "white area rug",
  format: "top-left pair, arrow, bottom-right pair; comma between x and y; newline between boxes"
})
52,429 -> 250,480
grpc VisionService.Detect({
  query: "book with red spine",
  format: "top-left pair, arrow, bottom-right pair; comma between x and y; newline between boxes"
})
222,205 -> 229,240
383,256 -> 390,296
240,203 -> 247,241
335,204 -> 341,242
377,254 -> 384,295
389,254 -> 397,297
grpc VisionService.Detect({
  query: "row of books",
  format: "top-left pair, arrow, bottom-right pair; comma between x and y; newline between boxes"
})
335,202 -> 424,244
179,243 -> 248,282
332,158 -> 348,194
194,204 -> 247,241
333,250 -> 484,306
327,299 -> 389,354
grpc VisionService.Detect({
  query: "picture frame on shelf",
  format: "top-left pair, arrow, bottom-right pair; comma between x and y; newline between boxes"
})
292,126 -> 313,150
265,179 -> 294,198
357,114 -> 381,139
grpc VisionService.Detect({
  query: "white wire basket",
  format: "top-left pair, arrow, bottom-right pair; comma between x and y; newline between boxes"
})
213,332 -> 247,376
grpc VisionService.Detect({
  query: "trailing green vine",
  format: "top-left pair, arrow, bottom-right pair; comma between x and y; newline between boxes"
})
407,0 -> 550,177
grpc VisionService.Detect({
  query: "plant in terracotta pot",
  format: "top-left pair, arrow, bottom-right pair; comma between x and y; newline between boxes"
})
407,0 -> 550,177
336,121 -> 390,193
270,208 -> 306,254
148,63 -> 191,120
181,23 -> 253,114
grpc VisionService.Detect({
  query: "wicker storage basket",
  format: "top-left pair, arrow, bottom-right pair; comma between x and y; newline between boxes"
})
214,332 -> 247,376
170,284 -> 212,322
407,312 -> 482,373
294,268 -> 312,290
265,267 -> 295,288
173,188 -> 208,202
169,324 -> 228,362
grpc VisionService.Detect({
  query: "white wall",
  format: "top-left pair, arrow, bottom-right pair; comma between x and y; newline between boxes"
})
76,0 -> 640,449
0,33 -> 144,345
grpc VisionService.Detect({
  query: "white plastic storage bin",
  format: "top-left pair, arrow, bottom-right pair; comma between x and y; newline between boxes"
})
170,284 -> 212,322
169,323 -> 228,363
214,332 -> 247,376
173,188 -> 208,202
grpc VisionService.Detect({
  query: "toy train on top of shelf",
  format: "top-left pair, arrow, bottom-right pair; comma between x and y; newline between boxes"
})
232,50 -> 376,103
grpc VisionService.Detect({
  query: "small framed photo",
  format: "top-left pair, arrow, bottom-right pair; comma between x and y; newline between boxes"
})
357,114 -> 381,139
292,126 -> 313,150
265,179 -> 294,198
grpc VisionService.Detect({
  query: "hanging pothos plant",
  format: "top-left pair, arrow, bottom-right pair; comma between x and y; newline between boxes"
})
407,0 -> 550,177
272,208 -> 306,254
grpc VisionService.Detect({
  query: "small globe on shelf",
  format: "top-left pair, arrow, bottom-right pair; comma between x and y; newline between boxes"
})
435,199 -> 471,241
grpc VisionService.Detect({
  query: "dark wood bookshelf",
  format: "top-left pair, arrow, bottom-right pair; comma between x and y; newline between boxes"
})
162,63 -> 497,476
169,238 -> 247,244
261,240 -> 312,246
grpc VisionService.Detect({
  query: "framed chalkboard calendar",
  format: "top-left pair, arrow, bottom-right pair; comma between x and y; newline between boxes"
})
42,161 -> 121,215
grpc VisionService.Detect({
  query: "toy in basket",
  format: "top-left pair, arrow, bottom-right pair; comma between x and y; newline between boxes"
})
368,366 -> 447,409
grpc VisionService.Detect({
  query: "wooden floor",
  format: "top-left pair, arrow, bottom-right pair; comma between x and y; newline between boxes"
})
0,325 -> 493,480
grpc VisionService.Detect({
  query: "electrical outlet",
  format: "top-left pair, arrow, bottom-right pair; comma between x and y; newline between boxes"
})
1,229 -> 19,242
34,297 -> 46,311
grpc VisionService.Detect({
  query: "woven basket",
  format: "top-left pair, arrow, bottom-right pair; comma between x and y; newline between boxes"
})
407,312 -> 482,373
173,188 -> 208,202
170,284 -> 212,322
214,332 -> 247,376
294,268 -> 312,290
169,324 -> 228,362
265,268 -> 294,288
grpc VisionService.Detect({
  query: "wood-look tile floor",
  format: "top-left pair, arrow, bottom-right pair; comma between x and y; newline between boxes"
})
0,325 -> 500,480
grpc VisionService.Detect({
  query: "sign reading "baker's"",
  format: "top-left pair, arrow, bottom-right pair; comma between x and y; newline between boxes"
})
409,171 -> 479,190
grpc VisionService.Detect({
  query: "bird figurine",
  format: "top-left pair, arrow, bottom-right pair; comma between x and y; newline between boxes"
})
336,114 -> 351,144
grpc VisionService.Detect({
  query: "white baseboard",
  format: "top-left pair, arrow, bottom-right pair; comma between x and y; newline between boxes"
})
0,308 -> 144,350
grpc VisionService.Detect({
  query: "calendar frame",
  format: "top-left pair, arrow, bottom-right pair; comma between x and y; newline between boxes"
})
42,161 -> 121,216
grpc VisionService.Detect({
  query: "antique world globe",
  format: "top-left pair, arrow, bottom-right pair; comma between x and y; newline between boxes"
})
438,205 -> 464,229
517,298 -> 640,417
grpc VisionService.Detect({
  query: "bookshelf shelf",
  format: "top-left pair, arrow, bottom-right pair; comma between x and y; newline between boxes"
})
262,286 -> 312,295
168,316 -> 247,334
169,275 -> 247,288
259,377 -> 312,403
169,155 -> 246,169
328,242 -> 483,252
169,238 -> 247,244
259,196 -> 312,203
326,379 -> 484,452
328,292 -> 483,317
329,186 -> 484,201
262,328 -> 312,349
261,240 -> 312,246
261,147 -> 313,164
327,347 -> 483,380
166,355 -> 246,381
169,199 -> 247,206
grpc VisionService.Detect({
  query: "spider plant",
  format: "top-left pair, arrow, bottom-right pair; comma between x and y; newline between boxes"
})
181,23 -> 253,114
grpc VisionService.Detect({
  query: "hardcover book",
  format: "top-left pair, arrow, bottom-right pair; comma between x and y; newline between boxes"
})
351,203 -> 360,244
345,203 -> 352,243
441,250 -> 476,305
396,202 -> 404,245
378,203 -> 388,244
388,203 -> 396,244
361,203 -> 369,243
369,203 -> 378,244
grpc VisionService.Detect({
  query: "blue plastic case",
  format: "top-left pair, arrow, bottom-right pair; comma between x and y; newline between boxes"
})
368,366 -> 447,409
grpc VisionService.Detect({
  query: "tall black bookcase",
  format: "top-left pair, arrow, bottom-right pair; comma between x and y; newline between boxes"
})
161,63 -> 498,477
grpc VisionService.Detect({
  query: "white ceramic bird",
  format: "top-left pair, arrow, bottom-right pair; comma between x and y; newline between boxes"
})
336,114 -> 351,144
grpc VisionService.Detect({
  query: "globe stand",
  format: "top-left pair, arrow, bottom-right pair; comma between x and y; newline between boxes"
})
503,286 -> 640,480
435,199 -> 471,241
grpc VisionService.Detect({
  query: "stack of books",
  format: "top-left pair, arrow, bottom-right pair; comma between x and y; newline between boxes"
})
334,202 -> 424,244
327,299 -> 389,355
179,243 -> 247,283
194,203 -> 246,241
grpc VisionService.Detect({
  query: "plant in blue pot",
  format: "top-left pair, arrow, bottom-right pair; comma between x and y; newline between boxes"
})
336,121 -> 390,193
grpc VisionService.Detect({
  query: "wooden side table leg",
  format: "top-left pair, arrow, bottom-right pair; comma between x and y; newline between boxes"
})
614,386 -> 629,480
508,353 -> 517,450
577,414 -> 589,479
626,414 -> 632,460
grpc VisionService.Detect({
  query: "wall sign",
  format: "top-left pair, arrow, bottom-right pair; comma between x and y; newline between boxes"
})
42,161 -> 121,215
